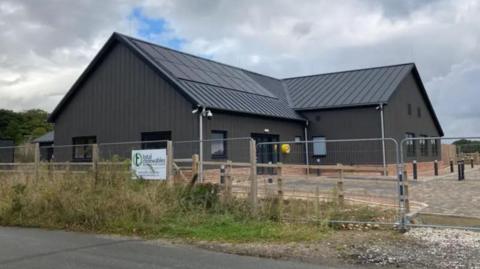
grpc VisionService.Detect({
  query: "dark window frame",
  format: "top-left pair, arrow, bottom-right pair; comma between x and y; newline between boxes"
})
430,139 -> 439,156
405,133 -> 416,157
312,136 -> 327,157
419,135 -> 428,156
211,130 -> 227,159
72,136 -> 96,162
417,107 -> 422,118
407,104 -> 412,116
141,131 -> 172,149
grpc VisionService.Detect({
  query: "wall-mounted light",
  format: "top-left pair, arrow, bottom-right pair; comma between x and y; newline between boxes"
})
264,128 -> 270,133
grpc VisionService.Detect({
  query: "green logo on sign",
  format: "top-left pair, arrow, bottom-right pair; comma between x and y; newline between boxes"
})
134,153 -> 143,167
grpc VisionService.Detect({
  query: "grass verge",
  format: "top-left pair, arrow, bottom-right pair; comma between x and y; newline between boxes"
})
0,168 -> 392,243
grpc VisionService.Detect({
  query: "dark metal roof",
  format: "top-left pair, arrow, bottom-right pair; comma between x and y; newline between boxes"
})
33,131 -> 54,143
177,80 -> 300,119
283,63 -> 414,110
122,34 -> 304,121
48,32 -> 442,135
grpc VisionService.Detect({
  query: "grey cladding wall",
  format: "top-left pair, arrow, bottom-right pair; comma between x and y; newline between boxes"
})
301,107 -> 389,165
53,41 -> 305,162
384,72 -> 442,161
0,140 -> 14,163
54,42 -> 198,160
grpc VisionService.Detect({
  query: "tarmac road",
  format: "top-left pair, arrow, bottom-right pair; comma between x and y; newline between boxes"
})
0,227 -> 352,269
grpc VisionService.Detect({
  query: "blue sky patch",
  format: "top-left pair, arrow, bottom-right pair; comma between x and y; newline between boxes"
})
128,7 -> 185,50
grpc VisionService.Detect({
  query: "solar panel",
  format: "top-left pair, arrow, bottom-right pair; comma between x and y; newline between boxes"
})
131,39 -> 276,98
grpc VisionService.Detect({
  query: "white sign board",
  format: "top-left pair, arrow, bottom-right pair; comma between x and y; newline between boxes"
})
131,149 -> 166,180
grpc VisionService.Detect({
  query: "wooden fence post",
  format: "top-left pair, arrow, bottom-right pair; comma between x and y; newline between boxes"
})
191,154 -> 199,184
276,163 -> 283,198
336,163 -> 344,206
249,139 -> 257,212
276,162 -> 283,218
34,143 -> 40,182
225,160 -> 233,199
92,144 -> 99,183
166,141 -> 174,184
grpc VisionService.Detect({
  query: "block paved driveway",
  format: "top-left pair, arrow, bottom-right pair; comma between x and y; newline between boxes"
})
409,167 -> 480,217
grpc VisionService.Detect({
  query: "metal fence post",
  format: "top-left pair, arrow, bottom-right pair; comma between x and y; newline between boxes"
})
336,163 -> 344,207
434,160 -> 438,176
450,159 -> 454,173
249,139 -> 257,212
398,163 -> 409,232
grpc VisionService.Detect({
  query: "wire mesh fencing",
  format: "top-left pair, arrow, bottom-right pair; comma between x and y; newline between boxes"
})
172,138 -> 254,195
400,137 -> 480,230
254,138 -> 401,225
1,137 -> 409,228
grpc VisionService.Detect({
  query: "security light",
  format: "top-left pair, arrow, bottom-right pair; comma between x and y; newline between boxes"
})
206,110 -> 213,120
192,105 -> 200,114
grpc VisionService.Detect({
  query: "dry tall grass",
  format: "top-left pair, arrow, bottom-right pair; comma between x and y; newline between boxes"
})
0,164 -> 395,242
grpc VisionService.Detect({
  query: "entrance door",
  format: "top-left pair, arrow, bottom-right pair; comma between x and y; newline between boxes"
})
251,133 -> 279,174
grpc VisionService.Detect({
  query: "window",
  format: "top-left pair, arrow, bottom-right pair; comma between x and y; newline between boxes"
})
407,104 -> 412,115
417,107 -> 421,118
211,131 -> 227,159
420,135 -> 428,156
431,139 -> 439,156
72,136 -> 96,161
294,136 -> 302,142
312,136 -> 326,156
405,133 -> 416,157
141,131 -> 171,149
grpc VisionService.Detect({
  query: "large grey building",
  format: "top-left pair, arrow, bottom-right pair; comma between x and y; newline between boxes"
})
48,32 -> 443,165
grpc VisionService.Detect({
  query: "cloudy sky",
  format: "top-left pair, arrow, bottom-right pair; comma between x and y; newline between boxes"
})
1,0 -> 479,136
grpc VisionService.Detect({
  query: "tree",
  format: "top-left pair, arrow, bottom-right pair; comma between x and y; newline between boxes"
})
0,109 -> 53,144
453,139 -> 480,153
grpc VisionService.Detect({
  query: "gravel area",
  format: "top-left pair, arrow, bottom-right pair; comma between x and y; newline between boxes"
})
350,228 -> 480,268
195,228 -> 480,269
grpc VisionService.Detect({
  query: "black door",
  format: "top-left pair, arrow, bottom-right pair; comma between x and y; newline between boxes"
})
251,133 -> 279,174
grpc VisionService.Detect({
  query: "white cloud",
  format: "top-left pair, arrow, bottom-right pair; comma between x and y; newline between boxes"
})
1,0 -> 480,136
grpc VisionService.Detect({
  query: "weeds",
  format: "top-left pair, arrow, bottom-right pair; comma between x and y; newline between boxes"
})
0,166 -> 394,242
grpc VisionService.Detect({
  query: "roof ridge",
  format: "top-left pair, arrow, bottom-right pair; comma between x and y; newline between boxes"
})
115,32 -> 281,81
282,63 -> 415,81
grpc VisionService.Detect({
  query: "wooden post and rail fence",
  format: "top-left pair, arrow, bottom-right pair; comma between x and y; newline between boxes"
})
3,140 -> 391,211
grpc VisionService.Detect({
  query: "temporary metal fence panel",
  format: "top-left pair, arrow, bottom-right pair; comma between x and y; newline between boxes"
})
255,138 -> 401,226
1,137 -> 412,229
172,138 -> 253,187
0,144 -> 36,183
400,136 -> 480,230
